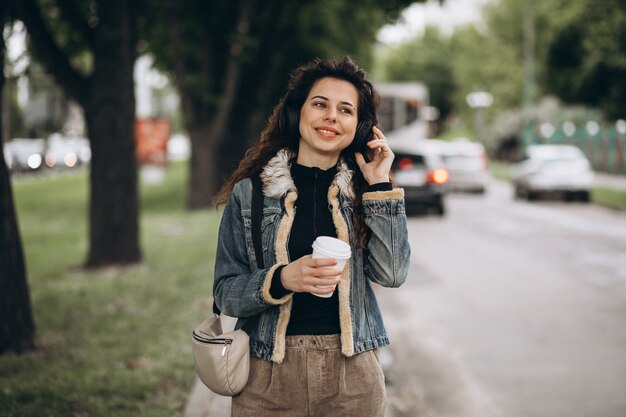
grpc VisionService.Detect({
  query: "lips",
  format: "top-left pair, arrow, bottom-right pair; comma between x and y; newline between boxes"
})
315,126 -> 340,138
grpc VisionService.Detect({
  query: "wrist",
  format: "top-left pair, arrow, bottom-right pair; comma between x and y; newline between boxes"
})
279,266 -> 292,292
368,178 -> 389,185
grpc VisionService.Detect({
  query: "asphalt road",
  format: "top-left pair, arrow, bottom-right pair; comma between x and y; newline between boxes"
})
379,179 -> 626,417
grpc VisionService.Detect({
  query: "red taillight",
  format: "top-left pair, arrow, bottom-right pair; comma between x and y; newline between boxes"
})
398,157 -> 414,170
482,152 -> 489,169
428,168 -> 449,185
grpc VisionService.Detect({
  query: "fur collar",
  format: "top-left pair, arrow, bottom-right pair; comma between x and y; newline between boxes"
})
260,149 -> 355,200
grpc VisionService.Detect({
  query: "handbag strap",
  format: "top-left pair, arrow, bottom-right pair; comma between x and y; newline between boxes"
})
212,174 -> 264,335
250,174 -> 265,270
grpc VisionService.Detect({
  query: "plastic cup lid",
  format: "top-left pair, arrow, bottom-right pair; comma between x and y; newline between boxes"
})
312,236 -> 351,258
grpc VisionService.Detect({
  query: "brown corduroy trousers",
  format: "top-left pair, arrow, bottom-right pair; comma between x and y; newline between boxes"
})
231,334 -> 386,417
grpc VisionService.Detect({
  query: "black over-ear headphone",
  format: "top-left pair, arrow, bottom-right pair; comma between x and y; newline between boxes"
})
279,91 -> 375,153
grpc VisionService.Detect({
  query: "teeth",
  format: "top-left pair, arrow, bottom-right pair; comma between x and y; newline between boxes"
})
318,129 -> 336,135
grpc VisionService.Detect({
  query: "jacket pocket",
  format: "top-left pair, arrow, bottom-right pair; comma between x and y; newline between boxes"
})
242,209 -> 281,269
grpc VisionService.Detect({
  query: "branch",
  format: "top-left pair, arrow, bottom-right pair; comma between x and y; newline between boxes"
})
56,0 -> 95,49
167,0 -> 197,127
210,0 -> 253,133
12,0 -> 90,106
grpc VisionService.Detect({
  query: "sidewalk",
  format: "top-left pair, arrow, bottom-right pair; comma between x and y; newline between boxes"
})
594,172 -> 626,191
182,377 -> 230,417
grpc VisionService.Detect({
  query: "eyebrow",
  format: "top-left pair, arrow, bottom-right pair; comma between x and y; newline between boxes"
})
310,95 -> 356,109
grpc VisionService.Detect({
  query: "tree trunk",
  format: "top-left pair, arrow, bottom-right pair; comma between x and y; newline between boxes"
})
84,0 -> 141,267
13,0 -> 142,268
176,2 -> 251,209
0,27 -> 36,354
187,123 -> 221,209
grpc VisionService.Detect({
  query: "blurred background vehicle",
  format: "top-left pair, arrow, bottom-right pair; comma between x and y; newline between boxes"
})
389,139 -> 449,216
44,133 -> 91,170
439,139 -> 490,194
3,138 -> 46,172
512,144 -> 594,202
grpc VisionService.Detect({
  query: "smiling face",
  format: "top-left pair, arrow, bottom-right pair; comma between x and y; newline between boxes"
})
297,77 -> 359,169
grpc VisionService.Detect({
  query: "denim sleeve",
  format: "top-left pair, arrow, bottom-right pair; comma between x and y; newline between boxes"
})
213,182 -> 291,318
362,188 -> 410,288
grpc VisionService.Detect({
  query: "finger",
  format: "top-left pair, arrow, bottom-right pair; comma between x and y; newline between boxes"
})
309,266 -> 342,279
311,275 -> 341,286
315,283 -> 339,293
354,152 -> 367,169
310,257 -> 338,267
316,267 -> 343,277
368,138 -> 388,148
372,126 -> 388,144
310,284 -> 337,295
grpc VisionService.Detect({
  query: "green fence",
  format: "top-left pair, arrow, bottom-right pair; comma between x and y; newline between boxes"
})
529,125 -> 626,175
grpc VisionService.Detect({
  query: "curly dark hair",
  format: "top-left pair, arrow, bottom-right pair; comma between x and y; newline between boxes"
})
215,56 -> 384,247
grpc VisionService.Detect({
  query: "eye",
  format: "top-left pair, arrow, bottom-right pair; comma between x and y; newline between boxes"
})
313,101 -> 326,108
340,107 -> 354,115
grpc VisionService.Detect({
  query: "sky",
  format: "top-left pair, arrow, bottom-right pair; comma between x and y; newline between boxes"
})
377,0 -> 492,44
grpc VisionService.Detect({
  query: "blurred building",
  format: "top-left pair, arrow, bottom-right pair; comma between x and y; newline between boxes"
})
19,61 -> 72,137
134,55 -> 180,123
376,82 -> 430,138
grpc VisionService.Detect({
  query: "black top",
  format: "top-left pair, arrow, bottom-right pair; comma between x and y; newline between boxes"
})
269,162 -> 392,335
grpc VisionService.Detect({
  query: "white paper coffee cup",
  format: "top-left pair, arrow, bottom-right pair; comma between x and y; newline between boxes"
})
311,236 -> 351,298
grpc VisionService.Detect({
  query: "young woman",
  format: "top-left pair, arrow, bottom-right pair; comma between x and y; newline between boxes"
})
213,56 -> 410,417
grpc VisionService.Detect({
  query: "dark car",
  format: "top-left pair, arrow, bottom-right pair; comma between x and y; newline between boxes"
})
389,139 -> 449,216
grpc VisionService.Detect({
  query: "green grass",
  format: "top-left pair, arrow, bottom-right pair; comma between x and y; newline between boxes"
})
489,162 -> 626,210
592,187 -> 626,210
437,127 -> 475,141
1,162 -> 220,417
488,161 -> 513,181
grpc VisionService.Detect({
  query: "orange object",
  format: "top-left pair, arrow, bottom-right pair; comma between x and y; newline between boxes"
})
427,168 -> 449,185
135,118 -> 171,165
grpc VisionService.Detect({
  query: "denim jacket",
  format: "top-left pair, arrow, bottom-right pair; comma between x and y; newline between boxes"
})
213,149 -> 410,363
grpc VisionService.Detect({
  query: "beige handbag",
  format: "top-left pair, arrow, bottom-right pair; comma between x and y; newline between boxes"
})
192,316 -> 251,396
192,175 -> 264,396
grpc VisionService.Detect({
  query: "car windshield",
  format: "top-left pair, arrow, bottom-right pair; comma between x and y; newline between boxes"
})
443,155 -> 483,170
527,146 -> 584,161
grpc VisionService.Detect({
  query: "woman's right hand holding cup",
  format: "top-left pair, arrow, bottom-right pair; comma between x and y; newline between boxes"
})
280,255 -> 341,295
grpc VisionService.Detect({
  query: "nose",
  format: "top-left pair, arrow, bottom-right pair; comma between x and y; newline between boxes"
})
324,107 -> 337,122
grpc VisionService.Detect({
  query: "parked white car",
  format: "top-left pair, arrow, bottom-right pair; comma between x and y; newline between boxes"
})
512,144 -> 594,201
440,140 -> 490,194
44,133 -> 91,169
4,138 -> 46,172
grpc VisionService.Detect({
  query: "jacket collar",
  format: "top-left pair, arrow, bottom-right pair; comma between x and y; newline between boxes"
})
260,148 -> 355,200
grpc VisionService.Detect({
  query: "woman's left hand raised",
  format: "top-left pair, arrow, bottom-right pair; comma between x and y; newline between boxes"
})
355,126 -> 394,185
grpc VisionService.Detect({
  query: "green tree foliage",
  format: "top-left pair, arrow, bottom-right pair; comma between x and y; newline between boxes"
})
544,0 -> 626,120
379,0 -> 625,142
143,0 -> 419,207
449,25 -> 521,116
383,27 -> 456,121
